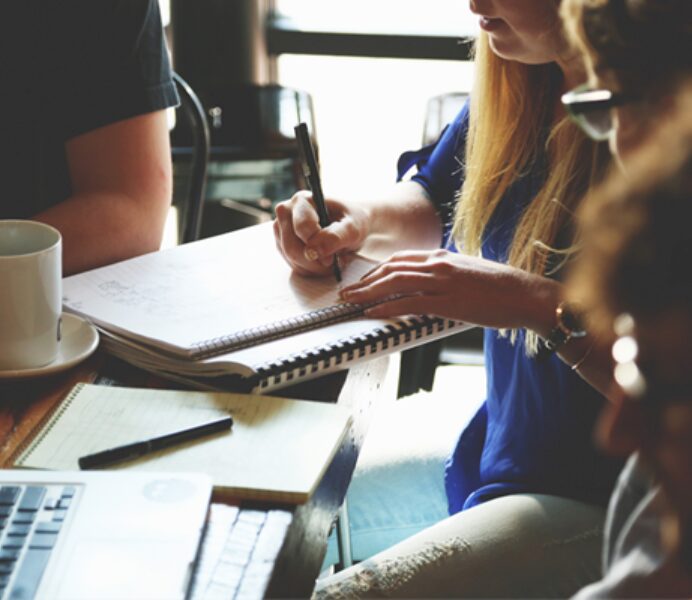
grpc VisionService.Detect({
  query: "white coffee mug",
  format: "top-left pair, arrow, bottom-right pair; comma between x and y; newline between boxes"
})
0,220 -> 62,370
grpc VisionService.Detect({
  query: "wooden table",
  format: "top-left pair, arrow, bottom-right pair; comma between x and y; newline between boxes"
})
0,350 -> 396,598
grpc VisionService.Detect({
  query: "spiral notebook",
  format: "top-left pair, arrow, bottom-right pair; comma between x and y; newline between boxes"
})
11,383 -> 352,504
63,222 -> 466,392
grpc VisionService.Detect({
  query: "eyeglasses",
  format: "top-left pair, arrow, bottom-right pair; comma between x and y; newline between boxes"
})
561,85 -> 635,142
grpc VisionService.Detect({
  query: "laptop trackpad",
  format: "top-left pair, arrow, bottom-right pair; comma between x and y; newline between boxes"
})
56,540 -> 192,599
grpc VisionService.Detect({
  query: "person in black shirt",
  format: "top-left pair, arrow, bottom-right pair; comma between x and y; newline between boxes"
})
0,0 -> 178,274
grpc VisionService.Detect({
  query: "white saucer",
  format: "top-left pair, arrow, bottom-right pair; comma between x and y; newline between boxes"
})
0,314 -> 99,380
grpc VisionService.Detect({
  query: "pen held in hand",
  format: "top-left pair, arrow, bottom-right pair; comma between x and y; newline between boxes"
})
78,414 -> 233,470
294,122 -> 342,283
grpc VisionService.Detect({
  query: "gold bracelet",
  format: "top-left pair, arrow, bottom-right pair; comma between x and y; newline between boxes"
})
571,343 -> 594,371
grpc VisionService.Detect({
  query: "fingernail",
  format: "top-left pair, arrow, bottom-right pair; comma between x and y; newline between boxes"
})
304,248 -> 319,261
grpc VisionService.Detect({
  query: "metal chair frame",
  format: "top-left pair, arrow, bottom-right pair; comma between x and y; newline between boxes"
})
172,72 -> 211,244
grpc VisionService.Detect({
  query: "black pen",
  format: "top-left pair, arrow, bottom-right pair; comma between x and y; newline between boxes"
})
294,122 -> 342,283
78,415 -> 233,470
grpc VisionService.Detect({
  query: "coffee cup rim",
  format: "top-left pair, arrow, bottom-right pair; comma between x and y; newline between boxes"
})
0,220 -> 61,260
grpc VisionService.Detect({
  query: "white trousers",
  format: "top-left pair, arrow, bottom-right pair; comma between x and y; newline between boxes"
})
314,494 -> 606,599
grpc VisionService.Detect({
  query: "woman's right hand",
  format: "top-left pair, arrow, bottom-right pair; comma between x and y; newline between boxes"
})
273,190 -> 370,277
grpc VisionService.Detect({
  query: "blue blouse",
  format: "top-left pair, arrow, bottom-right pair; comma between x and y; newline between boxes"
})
398,102 -> 620,514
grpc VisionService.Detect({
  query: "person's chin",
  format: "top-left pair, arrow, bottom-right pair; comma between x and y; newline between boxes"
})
487,34 -> 516,60
487,36 -> 551,66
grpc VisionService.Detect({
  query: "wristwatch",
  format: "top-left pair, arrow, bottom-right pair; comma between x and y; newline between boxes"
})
544,301 -> 587,352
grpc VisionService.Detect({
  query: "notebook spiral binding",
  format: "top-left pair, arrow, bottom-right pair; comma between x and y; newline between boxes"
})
190,302 -> 376,360
10,382 -> 86,467
253,315 -> 459,390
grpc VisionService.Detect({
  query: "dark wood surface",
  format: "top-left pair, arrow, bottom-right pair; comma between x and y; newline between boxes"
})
0,354 -> 104,465
0,350 -> 396,598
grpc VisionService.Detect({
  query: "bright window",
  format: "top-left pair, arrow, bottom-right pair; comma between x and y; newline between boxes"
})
276,2 -> 476,199
159,0 -> 170,27
274,0 -> 476,36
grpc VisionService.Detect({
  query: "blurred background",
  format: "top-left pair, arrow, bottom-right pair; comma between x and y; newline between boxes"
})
162,0 -> 477,238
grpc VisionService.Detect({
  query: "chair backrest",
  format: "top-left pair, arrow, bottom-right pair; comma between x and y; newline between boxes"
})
172,72 -> 210,244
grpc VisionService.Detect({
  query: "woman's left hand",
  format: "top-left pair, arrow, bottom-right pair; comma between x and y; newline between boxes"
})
340,249 -> 560,332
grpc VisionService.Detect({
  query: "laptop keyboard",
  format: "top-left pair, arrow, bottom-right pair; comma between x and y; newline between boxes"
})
0,484 -> 75,600
191,504 -> 292,600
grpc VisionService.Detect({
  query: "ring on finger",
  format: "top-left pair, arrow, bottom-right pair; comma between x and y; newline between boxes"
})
304,247 -> 319,261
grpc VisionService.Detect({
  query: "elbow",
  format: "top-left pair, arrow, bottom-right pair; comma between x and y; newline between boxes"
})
128,164 -> 174,256
146,163 -> 174,245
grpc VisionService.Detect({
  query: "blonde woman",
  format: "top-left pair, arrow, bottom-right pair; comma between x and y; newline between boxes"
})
274,1 -> 621,596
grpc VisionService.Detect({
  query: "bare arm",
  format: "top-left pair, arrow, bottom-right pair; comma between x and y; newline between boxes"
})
34,110 -> 172,275
357,181 -> 444,257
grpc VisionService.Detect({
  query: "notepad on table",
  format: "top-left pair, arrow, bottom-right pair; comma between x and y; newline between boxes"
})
63,222 -> 467,392
11,383 -> 352,504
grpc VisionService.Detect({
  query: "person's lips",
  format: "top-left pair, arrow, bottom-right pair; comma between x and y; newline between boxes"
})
479,16 -> 504,32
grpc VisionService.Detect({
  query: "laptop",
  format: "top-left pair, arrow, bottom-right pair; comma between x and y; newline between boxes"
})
0,469 -> 212,600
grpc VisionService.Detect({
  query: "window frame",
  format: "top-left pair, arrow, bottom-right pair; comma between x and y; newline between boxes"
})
265,1 -> 475,61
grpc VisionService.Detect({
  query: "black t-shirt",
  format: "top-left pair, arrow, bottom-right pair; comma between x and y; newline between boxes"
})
0,0 -> 179,218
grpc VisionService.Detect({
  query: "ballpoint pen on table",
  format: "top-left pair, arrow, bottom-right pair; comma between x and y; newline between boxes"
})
294,122 -> 342,283
78,415 -> 233,469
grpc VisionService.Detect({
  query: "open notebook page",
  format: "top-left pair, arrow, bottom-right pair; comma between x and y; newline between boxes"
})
14,384 -> 352,503
63,222 -> 376,357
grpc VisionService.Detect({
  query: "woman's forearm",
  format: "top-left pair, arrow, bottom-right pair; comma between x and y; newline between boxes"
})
357,181 -> 443,258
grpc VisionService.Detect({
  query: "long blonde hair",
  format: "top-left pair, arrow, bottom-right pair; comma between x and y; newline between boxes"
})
453,32 -> 606,353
